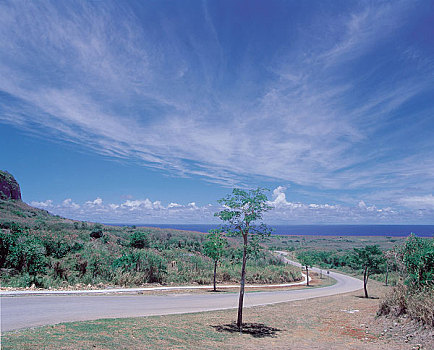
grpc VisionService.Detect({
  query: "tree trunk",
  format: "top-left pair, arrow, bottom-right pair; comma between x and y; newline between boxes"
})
237,233 -> 248,331
363,266 -> 369,298
306,266 -> 309,286
213,260 -> 217,291
385,264 -> 389,286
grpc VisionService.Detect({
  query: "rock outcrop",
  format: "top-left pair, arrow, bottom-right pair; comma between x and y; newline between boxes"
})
0,170 -> 22,200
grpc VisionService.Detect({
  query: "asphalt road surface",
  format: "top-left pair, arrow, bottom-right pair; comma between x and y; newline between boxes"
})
1,256 -> 363,332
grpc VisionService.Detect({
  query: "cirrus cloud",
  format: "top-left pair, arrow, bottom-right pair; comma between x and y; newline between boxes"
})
1,1 -> 433,217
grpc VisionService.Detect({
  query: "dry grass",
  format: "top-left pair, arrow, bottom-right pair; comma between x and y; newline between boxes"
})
378,284 -> 434,327
378,284 -> 408,317
407,289 -> 434,327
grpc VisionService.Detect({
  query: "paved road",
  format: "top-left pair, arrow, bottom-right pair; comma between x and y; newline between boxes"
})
1,255 -> 363,332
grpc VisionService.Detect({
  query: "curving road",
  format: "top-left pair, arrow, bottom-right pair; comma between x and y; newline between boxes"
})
1,253 -> 363,332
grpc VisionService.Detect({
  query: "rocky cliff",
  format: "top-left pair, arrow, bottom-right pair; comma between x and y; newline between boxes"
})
0,170 -> 22,200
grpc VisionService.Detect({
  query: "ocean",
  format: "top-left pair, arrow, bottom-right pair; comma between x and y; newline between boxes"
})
120,224 -> 434,237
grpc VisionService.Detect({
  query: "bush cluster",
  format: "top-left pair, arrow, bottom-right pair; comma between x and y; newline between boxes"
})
378,234 -> 434,326
0,221 -> 301,288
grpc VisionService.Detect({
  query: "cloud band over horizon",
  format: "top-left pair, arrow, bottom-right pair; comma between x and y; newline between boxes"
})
30,186 -> 433,224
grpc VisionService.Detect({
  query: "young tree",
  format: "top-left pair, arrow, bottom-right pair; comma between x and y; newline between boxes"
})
383,249 -> 395,286
351,245 -> 384,298
296,251 -> 315,286
215,188 -> 272,331
203,230 -> 227,291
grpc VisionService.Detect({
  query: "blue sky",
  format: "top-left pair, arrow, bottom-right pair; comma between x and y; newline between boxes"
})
0,0 -> 433,224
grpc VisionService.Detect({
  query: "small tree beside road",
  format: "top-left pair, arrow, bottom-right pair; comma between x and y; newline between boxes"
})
296,251 -> 315,286
215,188 -> 272,331
351,245 -> 384,298
203,230 -> 227,291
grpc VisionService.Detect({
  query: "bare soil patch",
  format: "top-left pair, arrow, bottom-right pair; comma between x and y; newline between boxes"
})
212,322 -> 281,338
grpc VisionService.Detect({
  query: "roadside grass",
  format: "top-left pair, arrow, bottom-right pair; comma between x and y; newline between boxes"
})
308,273 -> 336,289
2,280 -> 412,350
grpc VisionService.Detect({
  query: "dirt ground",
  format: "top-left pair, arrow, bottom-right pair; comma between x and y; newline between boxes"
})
201,280 -> 432,350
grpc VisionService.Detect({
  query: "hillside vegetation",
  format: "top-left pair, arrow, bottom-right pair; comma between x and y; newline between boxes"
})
0,200 -> 301,289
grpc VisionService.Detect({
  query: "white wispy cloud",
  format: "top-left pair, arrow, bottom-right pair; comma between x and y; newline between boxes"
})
85,198 -> 103,207
62,198 -> 80,210
319,1 -> 411,66
400,194 -> 434,209
30,199 -> 53,208
30,186 -> 432,224
1,0 -> 433,210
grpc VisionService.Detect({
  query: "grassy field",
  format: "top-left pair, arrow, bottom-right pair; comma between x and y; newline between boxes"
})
264,234 -> 406,252
4,280 -> 429,350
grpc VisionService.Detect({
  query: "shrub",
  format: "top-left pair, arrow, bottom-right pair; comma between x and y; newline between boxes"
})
53,253 -> 88,282
378,235 -> 434,326
51,259 -> 68,280
41,235 -> 82,259
129,231 -> 150,249
90,224 -> 104,239
8,237 -> 47,275
113,250 -> 167,284
74,254 -> 88,277
0,229 -> 12,267
83,244 -> 113,280
1,229 -> 47,276
3,273 -> 34,288
400,234 -> 434,288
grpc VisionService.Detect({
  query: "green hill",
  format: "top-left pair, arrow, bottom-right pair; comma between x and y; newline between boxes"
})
0,197 -> 300,289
